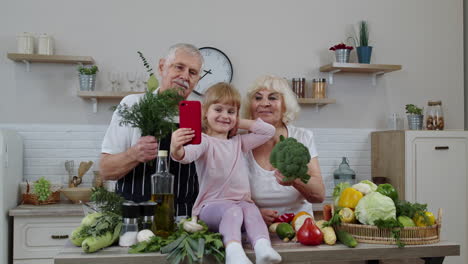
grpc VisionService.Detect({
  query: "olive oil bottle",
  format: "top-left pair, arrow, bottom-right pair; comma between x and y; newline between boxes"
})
150,150 -> 175,237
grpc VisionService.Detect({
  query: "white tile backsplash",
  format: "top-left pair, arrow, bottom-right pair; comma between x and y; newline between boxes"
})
0,124 -> 373,196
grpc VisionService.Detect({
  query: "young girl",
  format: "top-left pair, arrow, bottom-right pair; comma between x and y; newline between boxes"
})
170,83 -> 282,264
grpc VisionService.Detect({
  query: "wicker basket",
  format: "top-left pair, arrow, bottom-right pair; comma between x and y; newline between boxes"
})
334,208 -> 442,245
20,182 -> 61,205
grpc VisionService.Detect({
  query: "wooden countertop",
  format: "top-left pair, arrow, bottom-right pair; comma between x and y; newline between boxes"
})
54,240 -> 460,264
9,202 -> 85,217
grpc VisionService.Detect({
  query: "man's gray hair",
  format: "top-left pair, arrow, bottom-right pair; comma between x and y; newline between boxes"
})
165,43 -> 204,66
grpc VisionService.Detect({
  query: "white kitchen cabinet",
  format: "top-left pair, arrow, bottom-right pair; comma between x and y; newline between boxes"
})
371,130 -> 468,264
9,204 -> 83,264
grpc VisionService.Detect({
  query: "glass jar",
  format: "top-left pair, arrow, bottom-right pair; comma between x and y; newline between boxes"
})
119,202 -> 140,247
333,157 -> 356,186
139,201 -> 157,230
312,78 -> 327,99
425,100 -> 444,130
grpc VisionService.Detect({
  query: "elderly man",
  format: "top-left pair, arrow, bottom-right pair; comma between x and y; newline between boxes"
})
100,43 -> 203,217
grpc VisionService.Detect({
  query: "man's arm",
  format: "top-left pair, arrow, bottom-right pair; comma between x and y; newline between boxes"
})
100,136 -> 158,181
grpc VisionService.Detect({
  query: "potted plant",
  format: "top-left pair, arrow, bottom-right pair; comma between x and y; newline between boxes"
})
405,104 -> 424,130
78,65 -> 99,91
354,21 -> 372,64
329,43 -> 354,63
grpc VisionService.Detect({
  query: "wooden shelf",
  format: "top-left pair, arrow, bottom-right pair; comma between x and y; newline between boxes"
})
319,63 -> 402,73
77,91 -> 143,99
319,63 -> 402,85
297,98 -> 336,106
77,91 -> 144,113
7,53 -> 94,64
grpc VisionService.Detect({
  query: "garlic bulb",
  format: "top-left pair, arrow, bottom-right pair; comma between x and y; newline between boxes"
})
136,229 -> 155,243
182,216 -> 204,233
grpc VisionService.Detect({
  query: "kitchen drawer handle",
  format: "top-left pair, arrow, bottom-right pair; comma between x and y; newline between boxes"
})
51,235 -> 69,239
435,146 -> 449,150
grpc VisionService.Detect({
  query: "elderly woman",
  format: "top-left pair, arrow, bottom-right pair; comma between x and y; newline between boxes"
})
243,75 -> 325,225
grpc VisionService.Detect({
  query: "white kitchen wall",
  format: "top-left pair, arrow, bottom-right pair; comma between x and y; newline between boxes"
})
0,124 -> 372,197
0,0 -> 464,128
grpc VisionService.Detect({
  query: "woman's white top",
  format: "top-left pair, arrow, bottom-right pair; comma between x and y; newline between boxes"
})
246,125 -> 319,216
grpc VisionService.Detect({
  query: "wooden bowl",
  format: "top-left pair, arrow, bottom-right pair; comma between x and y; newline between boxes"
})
61,187 -> 92,204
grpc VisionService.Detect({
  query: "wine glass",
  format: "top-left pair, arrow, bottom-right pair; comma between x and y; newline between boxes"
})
127,72 -> 136,91
108,72 -> 118,92
142,74 -> 149,92
135,73 -> 144,92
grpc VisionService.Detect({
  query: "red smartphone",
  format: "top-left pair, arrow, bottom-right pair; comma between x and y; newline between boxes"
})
179,100 -> 202,145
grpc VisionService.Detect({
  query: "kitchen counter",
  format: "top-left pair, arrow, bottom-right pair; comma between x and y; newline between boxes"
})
9,202 -> 84,217
54,240 -> 460,264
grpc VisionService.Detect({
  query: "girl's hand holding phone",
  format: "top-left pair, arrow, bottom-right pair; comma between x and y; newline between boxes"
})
170,128 -> 195,160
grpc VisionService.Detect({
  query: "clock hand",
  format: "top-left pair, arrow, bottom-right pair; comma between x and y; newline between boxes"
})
199,69 -> 212,80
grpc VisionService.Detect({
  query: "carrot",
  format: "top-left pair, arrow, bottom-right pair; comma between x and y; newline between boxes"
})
323,204 -> 333,221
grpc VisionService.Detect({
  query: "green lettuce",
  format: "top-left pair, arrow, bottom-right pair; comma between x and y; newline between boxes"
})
355,192 -> 396,225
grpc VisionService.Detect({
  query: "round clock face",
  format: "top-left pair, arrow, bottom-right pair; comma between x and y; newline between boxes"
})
194,47 -> 233,96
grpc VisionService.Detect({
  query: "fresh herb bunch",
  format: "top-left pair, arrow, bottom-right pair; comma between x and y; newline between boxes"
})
117,89 -> 183,138
323,209 -> 342,227
374,218 -> 405,248
137,51 -> 154,76
358,21 -> 369,46
129,219 -> 225,263
33,177 -> 52,201
90,187 -> 125,215
78,65 -> 99,75
405,104 -> 423,115
395,200 -> 432,225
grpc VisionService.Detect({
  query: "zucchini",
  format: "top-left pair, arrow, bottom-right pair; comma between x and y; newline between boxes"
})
336,230 -> 358,248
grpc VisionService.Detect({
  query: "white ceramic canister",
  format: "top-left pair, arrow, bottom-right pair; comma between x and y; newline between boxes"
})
38,34 -> 54,55
16,32 -> 34,54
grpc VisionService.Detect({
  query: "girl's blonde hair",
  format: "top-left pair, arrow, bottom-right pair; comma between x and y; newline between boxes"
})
202,82 -> 241,133
242,75 -> 300,124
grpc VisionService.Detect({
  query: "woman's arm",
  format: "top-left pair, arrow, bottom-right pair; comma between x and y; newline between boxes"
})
275,157 -> 325,203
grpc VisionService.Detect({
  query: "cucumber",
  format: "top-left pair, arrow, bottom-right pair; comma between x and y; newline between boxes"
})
336,230 -> 358,248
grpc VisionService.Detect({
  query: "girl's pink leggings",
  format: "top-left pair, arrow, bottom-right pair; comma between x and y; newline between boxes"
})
199,200 -> 270,246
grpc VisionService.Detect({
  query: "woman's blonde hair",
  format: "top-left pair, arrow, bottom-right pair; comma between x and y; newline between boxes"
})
242,75 -> 300,124
202,82 -> 241,133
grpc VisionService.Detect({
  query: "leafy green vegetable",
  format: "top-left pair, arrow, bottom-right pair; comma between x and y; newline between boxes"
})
117,89 -> 183,139
376,183 -> 399,202
395,200 -> 427,218
374,218 -> 405,248
360,180 -> 378,192
322,209 -> 342,227
129,219 -> 224,264
355,192 -> 396,225
270,135 -> 311,184
90,187 -> 125,215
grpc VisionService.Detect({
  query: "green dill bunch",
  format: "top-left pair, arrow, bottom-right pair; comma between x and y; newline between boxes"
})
117,89 -> 183,138
270,135 -> 311,184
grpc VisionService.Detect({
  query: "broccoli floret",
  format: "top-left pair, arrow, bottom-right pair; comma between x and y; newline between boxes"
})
270,135 -> 311,184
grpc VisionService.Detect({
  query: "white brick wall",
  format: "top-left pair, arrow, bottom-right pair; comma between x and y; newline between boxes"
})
0,124 -> 373,196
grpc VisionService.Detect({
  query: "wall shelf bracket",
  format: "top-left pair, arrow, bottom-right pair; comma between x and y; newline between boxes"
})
328,70 -> 341,85
371,71 -> 385,86
22,60 -> 30,72
90,98 -> 98,113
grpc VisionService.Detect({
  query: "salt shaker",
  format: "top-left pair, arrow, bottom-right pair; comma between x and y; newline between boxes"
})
119,202 -> 140,247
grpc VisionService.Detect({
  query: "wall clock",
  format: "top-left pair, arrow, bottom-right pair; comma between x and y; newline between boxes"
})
194,47 -> 233,96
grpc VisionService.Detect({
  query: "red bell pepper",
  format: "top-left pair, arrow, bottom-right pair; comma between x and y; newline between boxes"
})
273,213 -> 295,223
